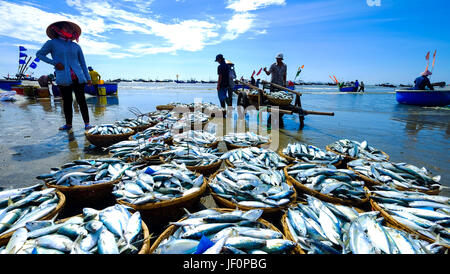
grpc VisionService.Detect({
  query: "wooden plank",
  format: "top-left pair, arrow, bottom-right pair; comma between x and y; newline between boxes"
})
261,80 -> 302,96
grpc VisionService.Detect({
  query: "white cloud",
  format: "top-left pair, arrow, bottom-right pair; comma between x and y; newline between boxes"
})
226,0 -> 286,12
223,13 -> 256,40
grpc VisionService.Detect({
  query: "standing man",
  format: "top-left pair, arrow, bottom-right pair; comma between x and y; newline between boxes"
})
215,54 -> 230,108
359,81 -> 365,92
264,53 -> 287,92
88,66 -> 101,95
226,60 -> 236,106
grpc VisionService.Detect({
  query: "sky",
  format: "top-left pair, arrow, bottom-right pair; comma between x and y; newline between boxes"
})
0,0 -> 449,84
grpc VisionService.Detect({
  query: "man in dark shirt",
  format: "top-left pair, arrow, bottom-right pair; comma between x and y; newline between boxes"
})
215,54 -> 230,108
414,70 -> 434,90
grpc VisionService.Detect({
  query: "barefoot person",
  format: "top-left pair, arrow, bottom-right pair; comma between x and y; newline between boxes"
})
215,54 -> 230,108
36,20 -> 93,131
264,53 -> 287,92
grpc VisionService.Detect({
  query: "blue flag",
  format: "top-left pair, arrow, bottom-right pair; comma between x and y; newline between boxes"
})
20,52 -> 27,58
19,59 -> 26,64
34,57 -> 40,62
19,46 -> 27,51
30,62 -> 37,69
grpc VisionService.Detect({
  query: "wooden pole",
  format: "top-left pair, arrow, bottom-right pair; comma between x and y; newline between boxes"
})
261,80 -> 302,96
302,110 -> 335,116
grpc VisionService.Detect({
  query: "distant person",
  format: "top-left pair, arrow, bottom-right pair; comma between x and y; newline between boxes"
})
264,53 -> 287,92
359,81 -> 365,92
226,60 -> 236,106
37,20 -> 93,131
88,66 -> 101,95
413,70 -> 434,90
250,75 -> 256,86
38,74 -> 53,88
354,80 -> 359,92
256,78 -> 261,88
215,54 -> 230,108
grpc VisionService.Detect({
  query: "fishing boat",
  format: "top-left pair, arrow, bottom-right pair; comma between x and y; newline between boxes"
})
84,82 -> 118,96
395,89 -> 450,107
0,79 -> 22,91
339,86 -> 358,92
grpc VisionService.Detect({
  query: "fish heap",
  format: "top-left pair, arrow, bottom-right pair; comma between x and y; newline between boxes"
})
0,204 -> 145,254
0,186 -> 60,237
154,208 -> 296,254
107,140 -> 168,162
172,130 -> 218,148
348,159 -> 442,192
282,142 -> 343,165
87,124 -> 133,135
131,122 -> 173,142
221,147 -> 288,169
327,139 -> 389,162
287,163 -> 367,202
223,132 -> 270,147
193,102 -> 225,113
113,163 -> 204,205
114,116 -> 156,129
37,159 -> 130,186
209,166 -> 295,209
370,186 -> 450,246
267,91 -> 293,100
285,195 -> 443,254
146,110 -> 172,122
174,112 -> 209,128
160,144 -> 222,167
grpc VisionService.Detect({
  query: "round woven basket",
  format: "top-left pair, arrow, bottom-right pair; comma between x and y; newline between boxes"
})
208,169 -> 297,216
129,122 -> 157,133
369,199 -> 450,249
156,105 -> 175,111
172,138 -> 219,149
224,140 -> 271,151
278,149 -> 343,168
148,208 -> 294,254
185,159 -> 223,176
347,165 -> 440,195
85,130 -> 135,148
267,95 -> 292,106
325,145 -> 390,162
284,164 -> 370,207
0,191 -> 66,247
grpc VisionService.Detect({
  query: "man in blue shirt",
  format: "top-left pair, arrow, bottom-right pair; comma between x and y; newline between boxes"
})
215,54 -> 230,108
413,70 -> 434,90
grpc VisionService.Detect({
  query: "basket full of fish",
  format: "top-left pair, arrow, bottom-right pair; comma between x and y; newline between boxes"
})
0,185 -> 65,246
159,144 -> 223,176
0,204 -> 151,254
107,140 -> 168,163
266,91 -> 293,106
222,147 -> 288,170
208,166 -> 297,214
150,208 -> 297,254
172,130 -> 220,149
369,186 -> 450,248
85,124 -> 135,148
113,163 -> 207,220
114,116 -> 157,132
129,122 -> 172,143
37,158 -> 130,204
280,142 -> 343,167
282,195 -> 446,254
326,139 -> 390,162
348,159 -> 442,194
173,112 -> 210,131
285,163 -> 370,206
223,132 -> 271,150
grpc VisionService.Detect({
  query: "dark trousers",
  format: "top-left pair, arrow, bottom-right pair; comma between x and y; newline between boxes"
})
60,80 -> 89,125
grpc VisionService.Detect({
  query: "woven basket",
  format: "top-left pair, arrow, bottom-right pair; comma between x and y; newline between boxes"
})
278,149 -> 343,168
156,105 -> 175,111
208,169 -> 297,216
284,164 -> 370,207
172,137 -> 219,149
0,191 -> 66,247
148,208 -> 293,254
186,159 -> 223,176
267,95 -> 292,106
325,145 -> 390,162
85,130 -> 135,148
369,199 -> 450,248
130,122 -> 157,133
224,140 -> 271,151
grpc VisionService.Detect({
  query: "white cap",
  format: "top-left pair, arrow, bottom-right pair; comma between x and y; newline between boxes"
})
275,53 -> 284,59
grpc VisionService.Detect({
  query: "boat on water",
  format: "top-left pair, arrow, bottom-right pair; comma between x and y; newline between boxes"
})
51,82 -> 118,96
395,89 -> 450,107
339,86 -> 358,92
0,79 -> 22,91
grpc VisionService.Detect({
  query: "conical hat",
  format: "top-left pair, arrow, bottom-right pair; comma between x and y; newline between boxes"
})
46,21 -> 82,39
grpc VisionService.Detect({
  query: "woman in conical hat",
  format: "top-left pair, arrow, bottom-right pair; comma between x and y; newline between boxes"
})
37,21 -> 93,131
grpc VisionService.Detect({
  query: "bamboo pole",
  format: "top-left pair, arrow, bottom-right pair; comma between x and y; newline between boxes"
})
261,80 -> 302,96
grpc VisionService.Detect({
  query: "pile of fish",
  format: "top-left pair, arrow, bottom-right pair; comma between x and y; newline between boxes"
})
0,204 -> 145,254
145,110 -> 173,122
172,130 -> 218,147
327,139 -> 389,161
0,185 -> 60,237
87,125 -> 133,136
178,112 -> 209,125
370,186 -> 450,246
160,144 -> 222,167
221,147 -> 288,169
223,132 -> 270,147
37,159 -> 130,186
113,163 -> 204,205
131,122 -> 172,142
107,140 -> 168,162
282,142 -> 343,166
287,163 -> 367,202
154,208 -> 296,254
115,116 -> 155,129
209,166 -> 295,209
267,91 -> 293,101
285,195 -> 444,254
348,159 -> 442,192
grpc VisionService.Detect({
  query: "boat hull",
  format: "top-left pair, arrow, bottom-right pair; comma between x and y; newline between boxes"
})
84,83 -> 118,96
0,80 -> 22,91
339,86 -> 357,92
395,89 -> 450,107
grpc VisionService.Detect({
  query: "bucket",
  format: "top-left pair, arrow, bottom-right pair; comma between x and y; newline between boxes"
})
99,87 -> 106,96
37,87 -> 50,98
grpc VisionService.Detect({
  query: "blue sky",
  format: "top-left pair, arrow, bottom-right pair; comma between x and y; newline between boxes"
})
0,0 -> 449,84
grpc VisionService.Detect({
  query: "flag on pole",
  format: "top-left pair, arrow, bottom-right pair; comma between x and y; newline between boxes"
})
29,62 -> 37,69
256,67 -> 263,76
20,52 -> 28,58
425,51 -> 430,71
34,57 -> 40,62
333,75 -> 339,84
294,66 -> 303,80
251,70 -> 255,77
19,59 -> 26,64
19,46 -> 27,51
431,49 -> 437,72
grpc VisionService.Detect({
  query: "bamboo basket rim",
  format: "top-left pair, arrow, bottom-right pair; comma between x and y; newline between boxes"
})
277,148 -> 343,168
172,139 -> 220,149
207,169 -> 298,214
148,207 -> 292,254
116,174 -> 207,211
156,105 -> 175,111
369,198 -> 450,249
44,177 -> 121,192
325,145 -> 390,162
85,130 -> 136,147
284,164 -> 370,207
0,190 -> 66,246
